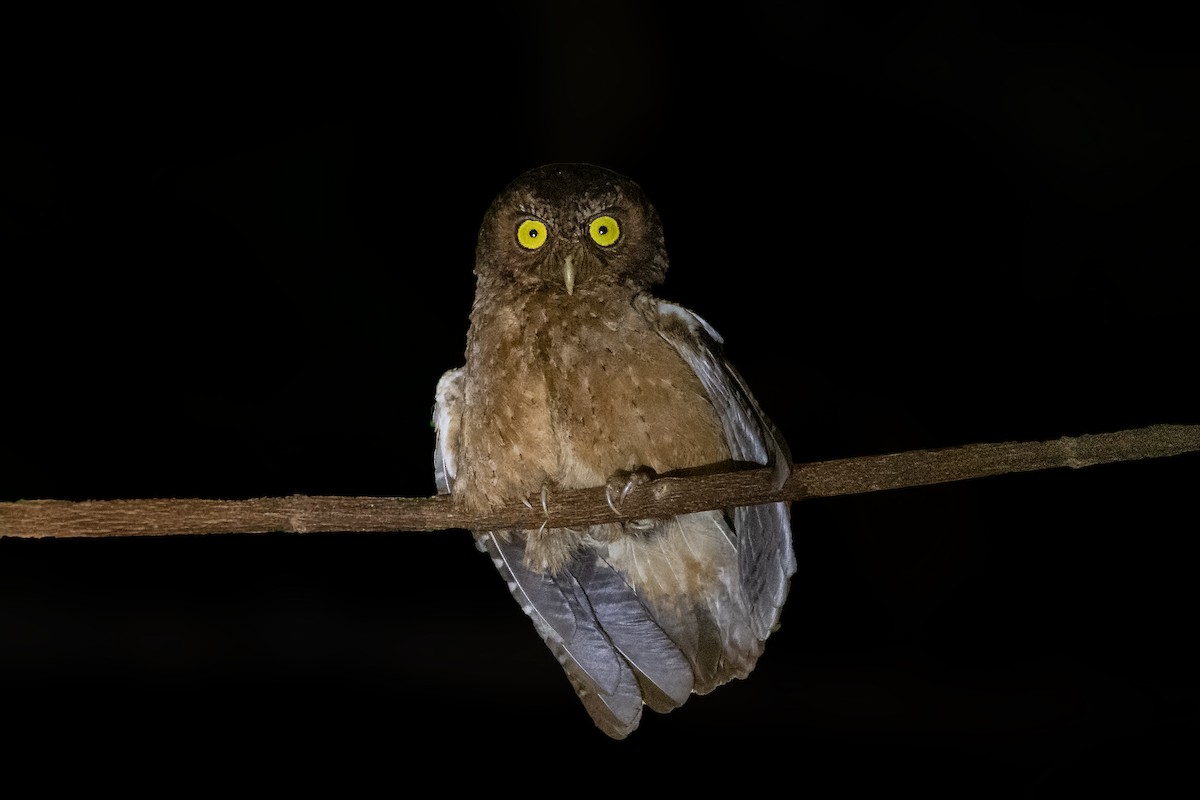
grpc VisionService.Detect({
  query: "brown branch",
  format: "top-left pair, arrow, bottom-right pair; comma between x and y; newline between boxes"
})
2,423 -> 1197,540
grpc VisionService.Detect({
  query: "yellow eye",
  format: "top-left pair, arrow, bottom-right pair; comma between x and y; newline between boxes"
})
516,219 -> 548,250
588,215 -> 620,247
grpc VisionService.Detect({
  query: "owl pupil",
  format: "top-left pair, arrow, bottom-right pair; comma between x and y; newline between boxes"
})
529,229 -> 538,238
598,225 -> 608,235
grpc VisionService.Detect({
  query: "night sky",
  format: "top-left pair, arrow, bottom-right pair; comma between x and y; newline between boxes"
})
3,3 -> 1197,794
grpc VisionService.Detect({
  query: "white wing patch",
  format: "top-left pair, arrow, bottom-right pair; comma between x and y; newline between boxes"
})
657,301 -> 724,344
433,368 -> 465,495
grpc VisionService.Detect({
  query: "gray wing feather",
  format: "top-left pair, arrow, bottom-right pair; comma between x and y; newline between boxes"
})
734,502 -> 796,639
567,555 -> 695,712
481,532 -> 644,738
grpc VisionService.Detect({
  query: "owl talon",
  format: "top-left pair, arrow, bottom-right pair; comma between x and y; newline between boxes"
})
605,487 -> 623,516
522,485 -> 553,517
604,469 -> 655,517
520,484 -> 554,533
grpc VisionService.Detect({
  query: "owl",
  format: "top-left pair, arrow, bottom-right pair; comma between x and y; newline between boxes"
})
433,163 -> 794,738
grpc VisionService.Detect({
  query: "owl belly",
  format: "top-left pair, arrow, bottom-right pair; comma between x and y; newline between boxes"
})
543,323 -> 730,488
539,298 -> 730,489
457,294 -> 730,512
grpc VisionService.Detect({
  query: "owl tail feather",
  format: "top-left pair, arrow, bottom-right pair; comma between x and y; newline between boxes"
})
479,531 -> 694,738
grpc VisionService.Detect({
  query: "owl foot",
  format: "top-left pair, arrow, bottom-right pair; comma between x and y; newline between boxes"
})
604,468 -> 656,517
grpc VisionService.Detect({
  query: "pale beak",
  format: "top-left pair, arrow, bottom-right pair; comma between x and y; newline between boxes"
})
563,254 -> 575,295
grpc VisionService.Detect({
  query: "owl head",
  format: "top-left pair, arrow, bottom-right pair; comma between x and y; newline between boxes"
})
474,163 -> 668,295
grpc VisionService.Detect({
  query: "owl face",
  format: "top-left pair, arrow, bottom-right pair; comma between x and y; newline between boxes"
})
474,163 -> 669,295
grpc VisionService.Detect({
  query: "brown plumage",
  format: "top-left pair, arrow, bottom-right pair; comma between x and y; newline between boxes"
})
434,163 -> 794,738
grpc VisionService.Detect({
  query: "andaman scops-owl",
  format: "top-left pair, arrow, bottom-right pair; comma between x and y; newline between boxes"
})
433,163 -> 794,738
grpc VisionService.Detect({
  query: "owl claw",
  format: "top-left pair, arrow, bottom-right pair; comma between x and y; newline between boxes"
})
604,469 -> 655,517
539,487 -> 551,533
604,482 -> 622,516
524,484 -> 551,534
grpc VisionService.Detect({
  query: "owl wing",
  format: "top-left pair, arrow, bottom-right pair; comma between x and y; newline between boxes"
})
432,366 -> 692,739
649,300 -> 797,642
433,368 -> 464,495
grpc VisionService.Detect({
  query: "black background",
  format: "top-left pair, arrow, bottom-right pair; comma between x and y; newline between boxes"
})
3,2 -> 1197,795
